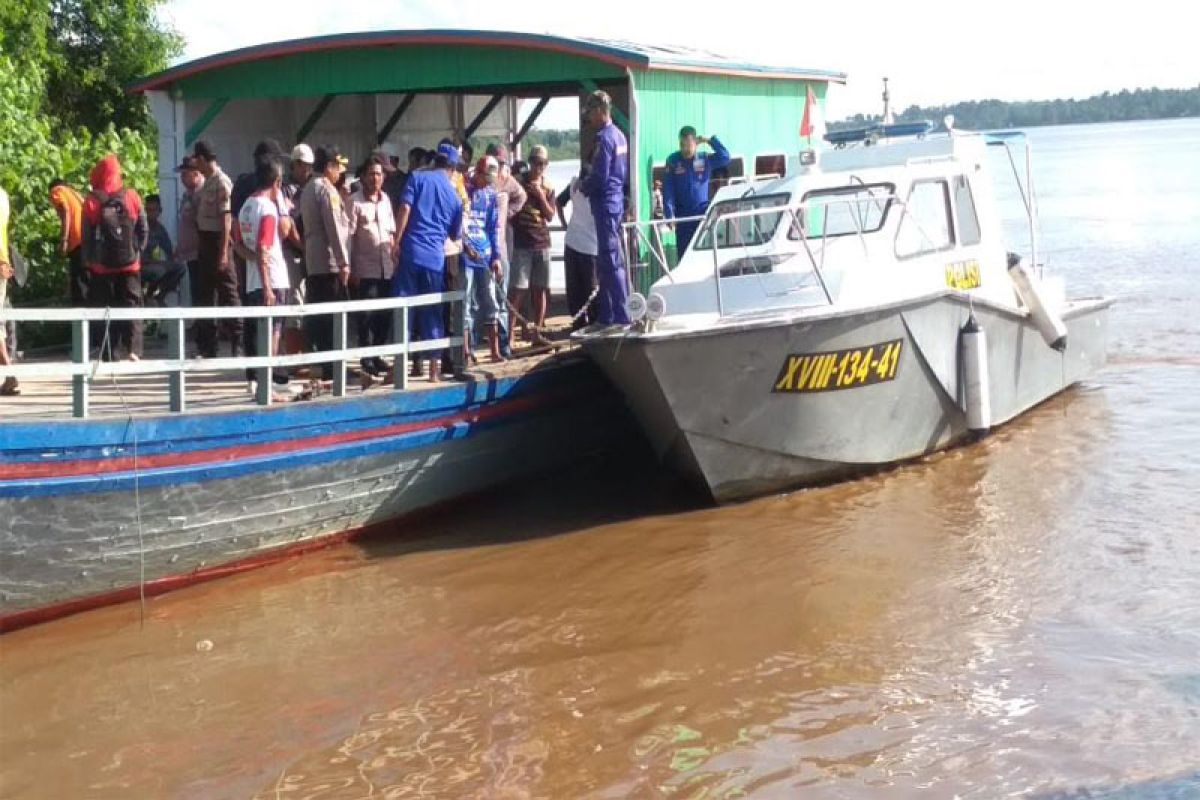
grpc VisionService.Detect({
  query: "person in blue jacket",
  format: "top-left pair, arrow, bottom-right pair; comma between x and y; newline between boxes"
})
393,143 -> 463,382
581,90 -> 630,327
663,125 -> 731,255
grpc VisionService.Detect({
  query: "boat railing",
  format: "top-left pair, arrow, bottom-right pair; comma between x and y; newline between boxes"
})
620,214 -> 707,292
623,192 -> 917,316
0,290 -> 466,418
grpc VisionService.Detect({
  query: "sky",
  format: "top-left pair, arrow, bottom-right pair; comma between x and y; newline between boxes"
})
161,0 -> 1197,128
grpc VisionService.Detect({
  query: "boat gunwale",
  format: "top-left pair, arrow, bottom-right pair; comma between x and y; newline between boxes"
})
578,291 -> 1113,346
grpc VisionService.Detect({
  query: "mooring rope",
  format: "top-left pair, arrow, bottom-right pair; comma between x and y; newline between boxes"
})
92,310 -> 148,628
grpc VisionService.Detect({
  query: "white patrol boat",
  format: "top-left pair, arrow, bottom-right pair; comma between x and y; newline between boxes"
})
576,122 -> 1111,502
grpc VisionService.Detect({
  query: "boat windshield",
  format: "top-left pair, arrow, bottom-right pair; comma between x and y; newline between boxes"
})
693,193 -> 790,251
791,182 -> 895,240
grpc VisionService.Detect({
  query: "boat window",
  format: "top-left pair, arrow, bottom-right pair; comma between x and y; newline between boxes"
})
694,192 -> 790,251
895,179 -> 955,258
952,175 -> 982,246
790,182 -> 894,240
755,154 -> 787,178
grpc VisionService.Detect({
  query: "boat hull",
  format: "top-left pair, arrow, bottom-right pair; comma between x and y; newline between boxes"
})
582,294 -> 1109,502
0,357 -> 629,630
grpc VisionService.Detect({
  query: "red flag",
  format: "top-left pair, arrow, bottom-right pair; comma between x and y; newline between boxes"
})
800,86 -> 825,144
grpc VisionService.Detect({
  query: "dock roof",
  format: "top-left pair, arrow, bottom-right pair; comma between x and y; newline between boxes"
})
129,29 -> 846,98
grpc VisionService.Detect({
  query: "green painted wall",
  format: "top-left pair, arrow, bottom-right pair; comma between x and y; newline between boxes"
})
175,45 -> 625,99
631,69 -> 827,220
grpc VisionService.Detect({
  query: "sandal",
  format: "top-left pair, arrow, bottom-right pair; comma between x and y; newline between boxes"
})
0,378 -> 19,396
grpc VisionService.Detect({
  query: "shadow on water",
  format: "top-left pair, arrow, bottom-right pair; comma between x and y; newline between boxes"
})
1033,772 -> 1200,800
351,427 -> 711,562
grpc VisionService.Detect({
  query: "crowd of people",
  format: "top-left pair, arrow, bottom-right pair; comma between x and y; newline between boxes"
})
0,91 -> 729,397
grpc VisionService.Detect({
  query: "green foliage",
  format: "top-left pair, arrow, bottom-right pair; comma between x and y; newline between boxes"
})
525,129 -> 581,162
0,55 -> 157,310
0,0 -> 182,136
831,86 -> 1200,132
0,0 -> 175,330
470,129 -> 581,164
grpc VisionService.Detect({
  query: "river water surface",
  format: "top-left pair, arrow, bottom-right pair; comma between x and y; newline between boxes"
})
1,119 -> 1198,799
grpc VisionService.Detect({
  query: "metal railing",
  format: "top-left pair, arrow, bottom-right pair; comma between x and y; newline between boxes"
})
0,291 -> 465,418
621,193 -> 918,317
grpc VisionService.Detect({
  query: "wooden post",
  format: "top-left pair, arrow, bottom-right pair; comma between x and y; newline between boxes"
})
332,310 -> 347,397
394,306 -> 409,391
168,318 -> 187,413
255,315 -> 272,406
71,319 -> 89,419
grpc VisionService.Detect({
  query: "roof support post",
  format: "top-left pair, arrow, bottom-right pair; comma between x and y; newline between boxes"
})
512,96 -> 552,146
376,93 -> 417,145
295,94 -> 336,143
185,97 -> 229,147
579,80 -> 630,134
463,94 -> 505,141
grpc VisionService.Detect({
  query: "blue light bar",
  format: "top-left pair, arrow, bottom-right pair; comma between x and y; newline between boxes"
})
824,120 -> 935,146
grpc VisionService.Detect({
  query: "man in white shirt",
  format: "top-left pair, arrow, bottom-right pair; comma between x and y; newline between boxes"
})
348,156 -> 397,378
557,170 -> 599,330
232,159 -> 291,387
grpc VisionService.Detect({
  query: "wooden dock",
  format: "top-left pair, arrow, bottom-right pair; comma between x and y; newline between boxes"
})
0,319 -> 578,420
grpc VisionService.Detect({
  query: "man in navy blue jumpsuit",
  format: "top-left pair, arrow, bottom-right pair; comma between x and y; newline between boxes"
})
581,90 -> 630,326
663,125 -> 731,255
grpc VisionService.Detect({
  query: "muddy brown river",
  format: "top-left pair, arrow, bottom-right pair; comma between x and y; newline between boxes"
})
1,119 -> 1197,798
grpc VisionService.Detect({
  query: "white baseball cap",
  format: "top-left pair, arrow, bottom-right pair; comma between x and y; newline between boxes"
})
378,141 -> 399,158
290,144 -> 314,164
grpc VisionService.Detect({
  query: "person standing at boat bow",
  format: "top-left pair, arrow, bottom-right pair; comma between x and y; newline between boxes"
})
663,125 -> 731,255
580,90 -> 631,328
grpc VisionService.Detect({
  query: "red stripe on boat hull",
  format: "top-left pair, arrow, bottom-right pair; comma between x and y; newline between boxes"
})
0,391 -> 553,480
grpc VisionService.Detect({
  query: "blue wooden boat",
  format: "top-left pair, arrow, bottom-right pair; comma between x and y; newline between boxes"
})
0,346 -> 624,632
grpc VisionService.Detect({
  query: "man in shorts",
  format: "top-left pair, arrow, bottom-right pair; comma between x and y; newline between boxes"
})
509,145 -> 556,345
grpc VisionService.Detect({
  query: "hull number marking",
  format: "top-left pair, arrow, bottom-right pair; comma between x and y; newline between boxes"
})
773,339 -> 903,393
945,259 -> 982,290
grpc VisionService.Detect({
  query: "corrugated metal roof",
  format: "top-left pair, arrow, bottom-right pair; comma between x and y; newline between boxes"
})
129,29 -> 846,94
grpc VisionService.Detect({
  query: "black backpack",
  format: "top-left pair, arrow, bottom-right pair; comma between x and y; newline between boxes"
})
93,189 -> 138,268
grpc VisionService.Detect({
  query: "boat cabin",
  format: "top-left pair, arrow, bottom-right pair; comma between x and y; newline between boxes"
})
642,128 -> 1042,329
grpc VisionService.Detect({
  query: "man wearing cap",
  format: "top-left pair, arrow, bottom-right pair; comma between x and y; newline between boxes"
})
484,143 -> 526,358
299,144 -> 352,381
283,143 -> 314,301
192,139 -> 241,357
581,90 -> 631,327
376,142 -> 408,214
462,156 -> 503,363
392,142 -> 463,382
510,144 -> 556,343
662,126 -> 731,254
175,156 -> 203,309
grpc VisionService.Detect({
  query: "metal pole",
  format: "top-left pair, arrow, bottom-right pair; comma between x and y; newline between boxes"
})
71,319 -> 89,419
1026,141 -> 1040,277
711,239 -> 724,317
332,310 -> 347,397
255,315 -> 272,406
451,295 -> 466,377
395,306 -> 409,391
168,317 -> 186,413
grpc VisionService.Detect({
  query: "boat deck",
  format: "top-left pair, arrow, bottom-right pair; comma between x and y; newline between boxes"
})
0,316 -> 581,420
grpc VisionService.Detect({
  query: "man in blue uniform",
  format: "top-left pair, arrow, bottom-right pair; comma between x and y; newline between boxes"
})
580,90 -> 630,327
663,125 -> 731,255
393,142 -> 463,381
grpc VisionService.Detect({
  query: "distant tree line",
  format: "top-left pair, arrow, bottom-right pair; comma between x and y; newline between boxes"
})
831,85 -> 1200,131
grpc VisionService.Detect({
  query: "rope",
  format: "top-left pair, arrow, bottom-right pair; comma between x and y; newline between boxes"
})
494,272 -> 600,341
93,309 -> 148,628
